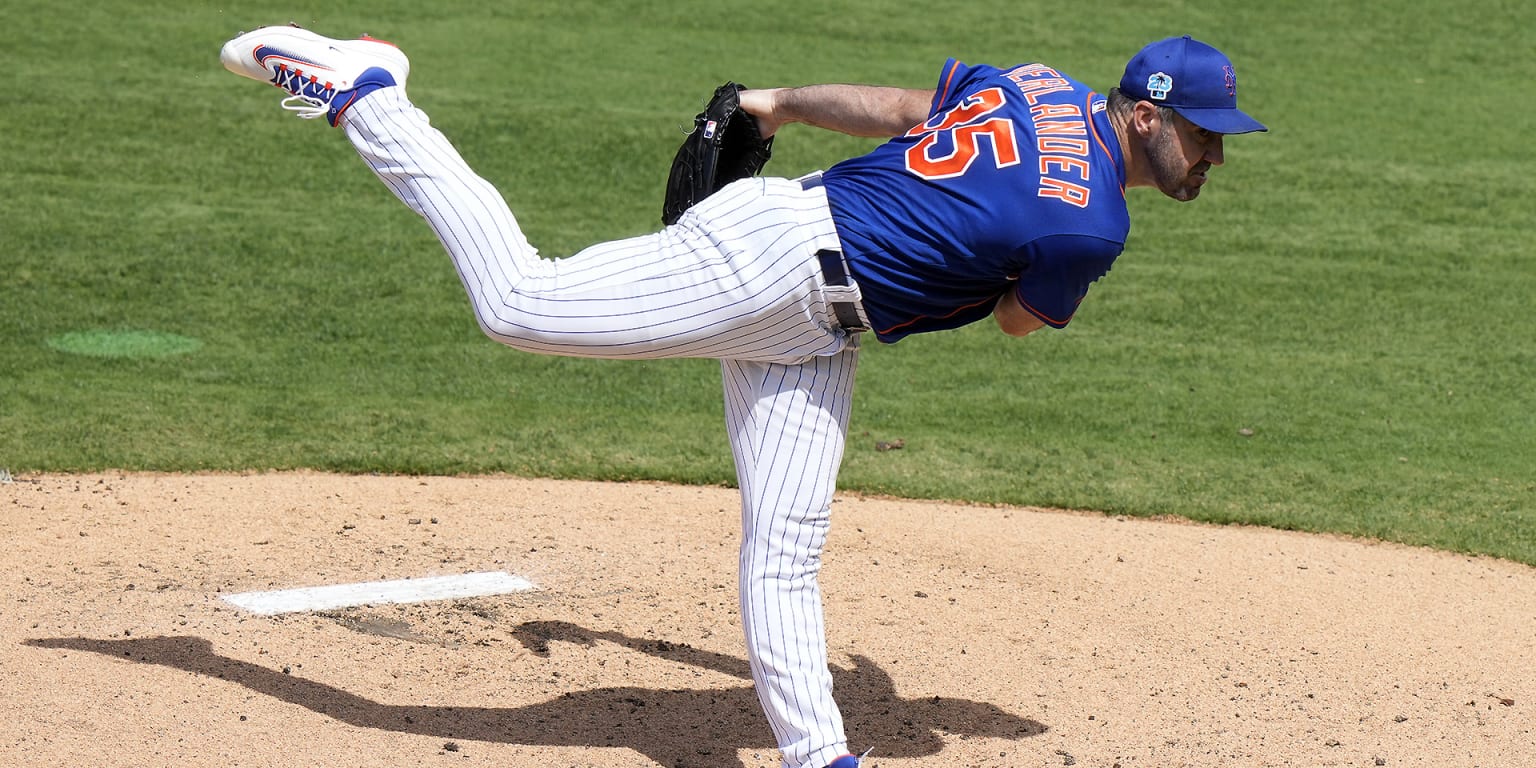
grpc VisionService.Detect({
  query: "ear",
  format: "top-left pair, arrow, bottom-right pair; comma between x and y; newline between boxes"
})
1130,100 -> 1163,138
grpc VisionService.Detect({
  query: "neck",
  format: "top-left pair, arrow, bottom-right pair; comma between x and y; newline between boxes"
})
1108,106 -> 1151,190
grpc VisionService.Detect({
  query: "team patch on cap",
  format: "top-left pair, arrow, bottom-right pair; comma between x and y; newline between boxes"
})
1146,72 -> 1173,100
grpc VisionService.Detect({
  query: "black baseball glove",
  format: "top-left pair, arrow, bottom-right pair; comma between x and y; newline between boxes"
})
661,82 -> 774,226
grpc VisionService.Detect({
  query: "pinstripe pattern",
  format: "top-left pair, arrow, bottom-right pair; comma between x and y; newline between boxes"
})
344,88 -> 851,364
724,349 -> 859,768
340,87 -> 860,767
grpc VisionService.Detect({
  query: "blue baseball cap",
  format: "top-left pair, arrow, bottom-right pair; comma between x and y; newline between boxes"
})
1120,35 -> 1266,134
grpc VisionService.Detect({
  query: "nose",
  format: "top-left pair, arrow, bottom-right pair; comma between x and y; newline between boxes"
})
1207,135 -> 1225,166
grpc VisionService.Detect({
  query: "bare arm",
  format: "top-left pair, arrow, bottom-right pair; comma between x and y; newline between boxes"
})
737,85 -> 935,139
993,289 -> 1047,337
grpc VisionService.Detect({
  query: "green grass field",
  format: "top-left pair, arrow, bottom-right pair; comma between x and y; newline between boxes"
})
3,1 -> 1533,563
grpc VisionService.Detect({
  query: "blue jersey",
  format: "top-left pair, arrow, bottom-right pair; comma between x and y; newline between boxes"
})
822,59 -> 1130,342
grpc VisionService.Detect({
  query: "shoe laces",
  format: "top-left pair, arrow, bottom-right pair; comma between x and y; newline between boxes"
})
280,94 -> 329,120
271,63 -> 337,120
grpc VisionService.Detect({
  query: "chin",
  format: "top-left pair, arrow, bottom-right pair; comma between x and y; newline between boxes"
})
1166,186 -> 1201,202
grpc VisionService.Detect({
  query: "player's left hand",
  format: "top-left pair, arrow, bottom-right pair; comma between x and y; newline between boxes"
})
661,82 -> 776,225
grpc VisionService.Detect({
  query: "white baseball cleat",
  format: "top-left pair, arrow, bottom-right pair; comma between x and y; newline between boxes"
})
220,25 -> 410,126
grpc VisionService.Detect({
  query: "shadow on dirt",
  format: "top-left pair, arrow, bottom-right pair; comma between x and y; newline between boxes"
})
26,624 -> 1045,767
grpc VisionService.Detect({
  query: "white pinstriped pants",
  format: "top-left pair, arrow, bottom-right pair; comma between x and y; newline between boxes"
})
343,87 -> 858,768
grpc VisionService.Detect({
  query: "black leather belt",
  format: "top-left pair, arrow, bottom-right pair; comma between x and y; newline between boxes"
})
816,248 -> 868,332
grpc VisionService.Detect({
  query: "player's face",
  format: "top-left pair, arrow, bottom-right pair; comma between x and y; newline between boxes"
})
1147,113 -> 1225,202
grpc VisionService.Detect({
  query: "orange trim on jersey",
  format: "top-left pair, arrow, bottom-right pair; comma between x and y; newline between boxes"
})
1018,288 -> 1082,327
936,60 -> 963,108
876,294 -> 999,337
1085,91 -> 1124,197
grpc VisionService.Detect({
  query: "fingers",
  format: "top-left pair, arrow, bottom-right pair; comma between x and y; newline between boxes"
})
737,88 -> 785,138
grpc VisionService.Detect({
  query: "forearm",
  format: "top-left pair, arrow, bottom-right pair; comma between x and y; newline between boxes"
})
740,84 -> 934,138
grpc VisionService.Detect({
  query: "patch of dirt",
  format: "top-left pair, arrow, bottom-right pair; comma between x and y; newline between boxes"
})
3,472 -> 1532,767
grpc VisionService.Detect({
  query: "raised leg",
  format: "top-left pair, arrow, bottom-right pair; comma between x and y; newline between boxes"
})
341,88 -> 848,363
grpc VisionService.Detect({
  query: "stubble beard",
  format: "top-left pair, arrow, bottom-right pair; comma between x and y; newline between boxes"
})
1149,123 -> 1204,202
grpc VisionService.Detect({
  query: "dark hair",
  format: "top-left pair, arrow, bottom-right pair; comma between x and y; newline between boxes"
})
1107,87 -> 1177,124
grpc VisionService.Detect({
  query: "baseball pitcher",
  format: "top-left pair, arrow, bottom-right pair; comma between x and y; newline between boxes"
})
220,26 -> 1264,768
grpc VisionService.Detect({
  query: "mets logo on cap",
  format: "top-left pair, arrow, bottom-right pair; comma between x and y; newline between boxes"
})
1146,71 -> 1173,100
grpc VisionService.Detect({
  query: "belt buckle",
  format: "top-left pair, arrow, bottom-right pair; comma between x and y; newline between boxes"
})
816,249 -> 866,331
